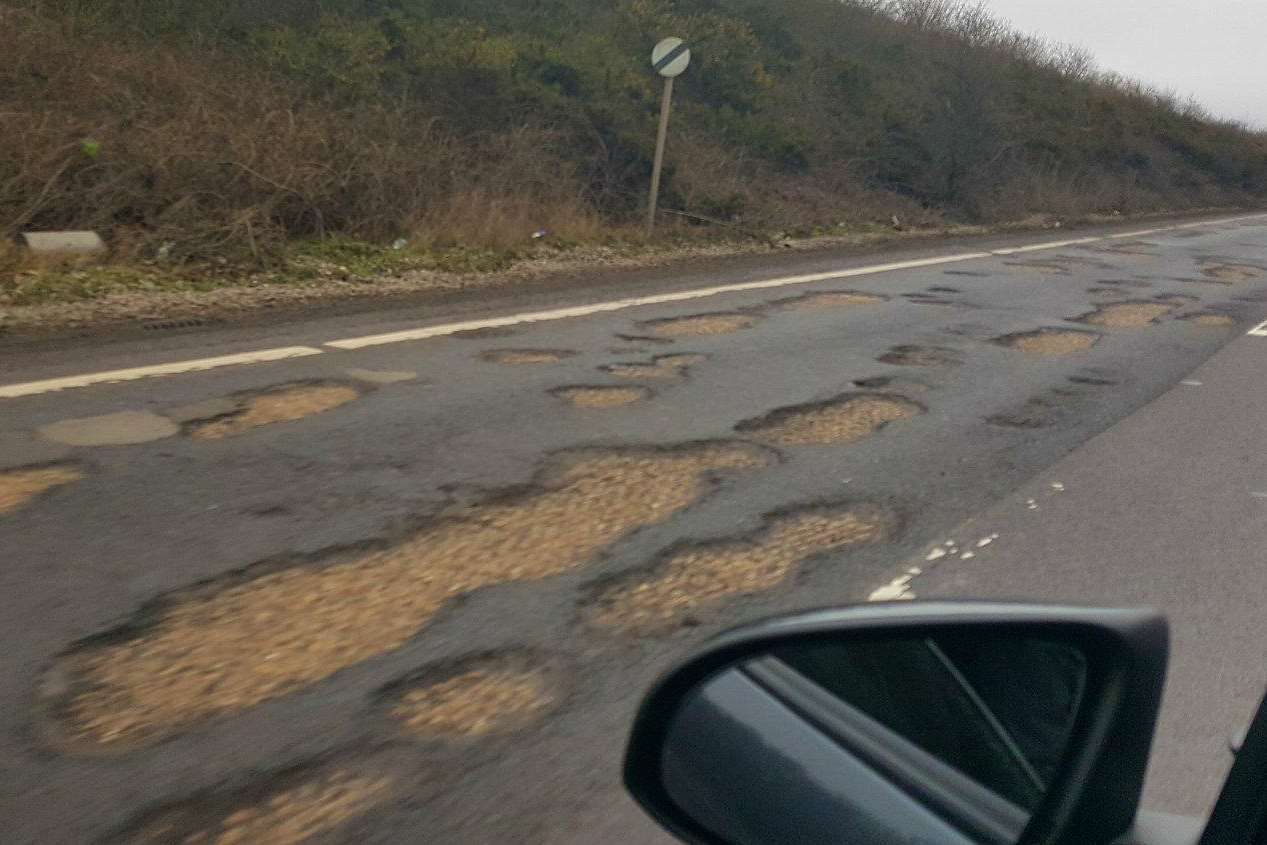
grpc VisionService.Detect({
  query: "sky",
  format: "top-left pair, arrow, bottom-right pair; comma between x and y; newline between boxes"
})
979,1 -> 1266,128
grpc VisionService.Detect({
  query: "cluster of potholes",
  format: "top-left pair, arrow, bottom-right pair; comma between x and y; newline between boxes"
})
10,264 -> 1265,840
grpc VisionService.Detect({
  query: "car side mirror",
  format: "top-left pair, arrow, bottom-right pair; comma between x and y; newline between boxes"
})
624,602 -> 1168,845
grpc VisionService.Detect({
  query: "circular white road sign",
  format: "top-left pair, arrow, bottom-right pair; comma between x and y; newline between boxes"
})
651,37 -> 691,78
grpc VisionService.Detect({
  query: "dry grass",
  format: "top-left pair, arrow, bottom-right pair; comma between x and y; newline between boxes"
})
1081,302 -> 1174,328
738,395 -> 922,446
590,506 -> 893,632
53,444 -> 771,748
0,465 -> 82,515
639,313 -> 759,338
998,329 -> 1099,356
128,769 -> 392,845
390,666 -> 555,739
552,386 -> 650,408
187,385 -> 361,440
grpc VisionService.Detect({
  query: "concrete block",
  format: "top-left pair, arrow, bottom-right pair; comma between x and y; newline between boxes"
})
20,231 -> 106,256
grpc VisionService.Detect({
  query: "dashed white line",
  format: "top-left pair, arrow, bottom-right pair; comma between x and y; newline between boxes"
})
0,347 -> 324,399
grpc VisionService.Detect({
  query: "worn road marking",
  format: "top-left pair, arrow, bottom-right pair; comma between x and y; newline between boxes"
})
0,347 -> 323,399
1248,320 -> 1267,337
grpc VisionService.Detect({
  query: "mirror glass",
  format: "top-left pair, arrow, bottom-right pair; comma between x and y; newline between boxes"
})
659,633 -> 1088,845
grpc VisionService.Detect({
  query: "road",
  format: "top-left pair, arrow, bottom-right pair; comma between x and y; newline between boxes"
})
2,213 -> 1266,843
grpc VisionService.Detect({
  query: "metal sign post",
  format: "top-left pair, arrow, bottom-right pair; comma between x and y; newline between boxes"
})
646,37 -> 691,238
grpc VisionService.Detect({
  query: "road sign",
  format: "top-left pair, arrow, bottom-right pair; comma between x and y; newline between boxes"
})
645,38 -> 690,237
651,37 -> 691,78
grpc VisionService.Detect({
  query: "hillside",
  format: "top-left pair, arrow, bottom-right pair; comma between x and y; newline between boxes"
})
3,0 -> 1266,303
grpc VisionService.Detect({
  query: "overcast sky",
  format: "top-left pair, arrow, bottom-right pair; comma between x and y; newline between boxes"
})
979,1 -> 1266,128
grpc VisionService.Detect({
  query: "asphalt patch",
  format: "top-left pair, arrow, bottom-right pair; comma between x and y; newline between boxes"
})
44,442 -> 773,750
38,411 -> 179,447
550,385 -> 651,408
0,464 -> 82,515
736,393 -> 923,446
877,345 -> 962,367
638,312 -> 759,338
995,328 -> 1099,356
587,503 -> 896,633
186,382 -> 363,440
1202,263 -> 1265,283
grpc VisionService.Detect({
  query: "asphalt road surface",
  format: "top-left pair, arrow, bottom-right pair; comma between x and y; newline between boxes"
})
3,213 -> 1267,844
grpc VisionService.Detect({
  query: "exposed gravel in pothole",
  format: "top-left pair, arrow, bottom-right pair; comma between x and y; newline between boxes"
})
480,349 -> 577,365
769,291 -> 887,311
995,329 -> 1099,356
47,443 -> 772,749
0,464 -> 82,515
386,655 -> 558,740
736,393 -> 923,446
550,385 -> 651,408
601,353 -> 706,380
877,345 -> 962,367
186,383 -> 362,440
1185,312 -> 1237,327
116,766 -> 393,845
1202,263 -> 1264,282
638,313 -> 759,338
1078,301 -> 1175,328
587,504 -> 895,633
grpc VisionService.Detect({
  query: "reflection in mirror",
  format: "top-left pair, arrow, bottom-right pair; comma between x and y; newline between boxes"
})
660,633 -> 1088,845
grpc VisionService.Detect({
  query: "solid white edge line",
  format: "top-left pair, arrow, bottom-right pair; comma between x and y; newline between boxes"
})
1249,319 -> 1267,337
0,346 -> 324,399
324,252 -> 994,349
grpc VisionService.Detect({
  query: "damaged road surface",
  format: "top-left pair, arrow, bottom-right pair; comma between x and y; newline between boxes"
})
3,216 -> 1267,844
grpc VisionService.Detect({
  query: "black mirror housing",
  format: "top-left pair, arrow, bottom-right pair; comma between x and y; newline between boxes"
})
624,602 -> 1168,845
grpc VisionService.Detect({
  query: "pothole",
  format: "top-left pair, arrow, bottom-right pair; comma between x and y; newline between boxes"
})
601,353 -> 707,380
113,764 -> 393,845
46,442 -> 772,749
995,329 -> 1099,356
587,503 -> 896,633
550,385 -> 651,408
185,383 -> 362,441
0,464 -> 82,515
1078,301 -> 1175,328
1094,241 -> 1159,257
384,653 -> 559,740
927,286 -> 962,294
452,326 -> 519,339
615,333 -> 675,346
770,291 -> 887,311
736,393 -> 923,446
480,349 -> 577,365
988,388 -> 1086,430
877,345 -> 962,367
638,313 -> 759,338
1202,263 -> 1265,282
1185,312 -> 1237,327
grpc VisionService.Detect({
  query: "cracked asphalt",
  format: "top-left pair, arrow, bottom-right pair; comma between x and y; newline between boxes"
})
2,215 -> 1267,843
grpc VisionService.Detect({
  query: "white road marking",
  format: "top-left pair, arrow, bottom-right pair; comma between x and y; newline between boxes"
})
868,573 -> 916,601
4,213 -> 1266,398
324,252 -> 993,350
0,347 -> 324,399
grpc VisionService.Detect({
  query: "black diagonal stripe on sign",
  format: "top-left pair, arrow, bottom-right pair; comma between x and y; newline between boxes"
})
653,42 -> 689,73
